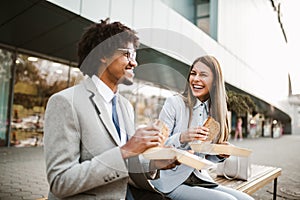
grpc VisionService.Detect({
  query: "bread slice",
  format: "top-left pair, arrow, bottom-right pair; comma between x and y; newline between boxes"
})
203,117 -> 220,142
153,119 -> 169,146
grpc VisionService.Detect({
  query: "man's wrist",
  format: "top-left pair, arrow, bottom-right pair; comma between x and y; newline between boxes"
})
120,146 -> 136,159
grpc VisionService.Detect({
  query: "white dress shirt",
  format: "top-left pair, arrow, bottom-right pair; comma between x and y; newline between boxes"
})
92,75 -> 127,145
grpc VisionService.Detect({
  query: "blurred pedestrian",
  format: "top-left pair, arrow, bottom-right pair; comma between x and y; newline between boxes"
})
234,117 -> 243,141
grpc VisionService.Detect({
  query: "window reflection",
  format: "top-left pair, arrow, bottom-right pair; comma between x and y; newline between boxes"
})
11,53 -> 84,147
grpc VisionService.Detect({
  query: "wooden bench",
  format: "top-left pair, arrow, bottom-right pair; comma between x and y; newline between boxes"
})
210,164 -> 282,200
37,164 -> 282,200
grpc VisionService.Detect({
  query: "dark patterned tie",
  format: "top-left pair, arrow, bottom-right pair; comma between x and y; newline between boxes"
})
112,96 -> 121,138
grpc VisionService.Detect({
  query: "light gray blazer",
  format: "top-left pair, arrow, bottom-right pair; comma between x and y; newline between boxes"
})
44,77 -> 155,200
151,95 -> 222,193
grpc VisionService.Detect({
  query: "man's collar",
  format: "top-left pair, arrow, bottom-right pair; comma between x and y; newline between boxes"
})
91,75 -> 115,103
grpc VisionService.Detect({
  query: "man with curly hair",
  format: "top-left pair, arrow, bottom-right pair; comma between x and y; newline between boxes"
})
44,18 -> 177,200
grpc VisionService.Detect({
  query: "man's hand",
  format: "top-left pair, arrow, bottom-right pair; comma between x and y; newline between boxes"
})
150,158 -> 181,170
121,124 -> 165,159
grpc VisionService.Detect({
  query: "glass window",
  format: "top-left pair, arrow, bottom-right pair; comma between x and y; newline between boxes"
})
9,52 -> 178,146
11,54 -> 83,147
195,0 -> 210,35
0,49 -> 13,146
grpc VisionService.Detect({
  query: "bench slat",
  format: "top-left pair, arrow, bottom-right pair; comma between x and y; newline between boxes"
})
238,168 -> 281,194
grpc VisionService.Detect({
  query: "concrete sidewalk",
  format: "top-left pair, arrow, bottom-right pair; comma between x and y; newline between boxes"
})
0,146 -> 48,200
231,135 -> 300,200
0,135 -> 299,200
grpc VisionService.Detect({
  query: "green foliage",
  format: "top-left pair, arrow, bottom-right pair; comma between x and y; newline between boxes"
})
227,90 -> 256,116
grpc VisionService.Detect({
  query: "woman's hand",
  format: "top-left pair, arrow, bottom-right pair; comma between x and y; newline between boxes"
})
218,141 -> 231,158
179,126 -> 209,143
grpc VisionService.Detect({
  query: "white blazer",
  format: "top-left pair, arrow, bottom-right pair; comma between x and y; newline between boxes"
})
151,95 -> 222,193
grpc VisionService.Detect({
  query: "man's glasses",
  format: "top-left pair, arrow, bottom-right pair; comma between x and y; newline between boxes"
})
117,48 -> 136,61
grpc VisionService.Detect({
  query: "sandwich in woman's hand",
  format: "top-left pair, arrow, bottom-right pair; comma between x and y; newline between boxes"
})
203,117 -> 220,142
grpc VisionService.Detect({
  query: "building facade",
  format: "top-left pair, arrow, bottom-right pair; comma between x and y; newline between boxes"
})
0,0 -> 298,146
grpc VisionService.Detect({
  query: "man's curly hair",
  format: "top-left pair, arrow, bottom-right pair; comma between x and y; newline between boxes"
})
77,18 -> 139,75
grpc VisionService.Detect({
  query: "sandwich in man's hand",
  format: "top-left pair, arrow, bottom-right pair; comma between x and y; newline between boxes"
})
153,119 -> 169,146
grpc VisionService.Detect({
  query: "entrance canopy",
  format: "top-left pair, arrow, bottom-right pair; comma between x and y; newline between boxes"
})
1,0 -> 91,65
0,0 -> 189,91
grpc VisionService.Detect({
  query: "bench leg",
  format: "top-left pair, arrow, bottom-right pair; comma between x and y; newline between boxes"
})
273,178 -> 277,200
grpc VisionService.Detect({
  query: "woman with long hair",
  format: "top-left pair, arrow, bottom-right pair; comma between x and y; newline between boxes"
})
151,55 -> 253,200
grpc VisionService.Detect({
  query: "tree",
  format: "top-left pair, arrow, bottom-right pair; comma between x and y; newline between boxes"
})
227,90 -> 256,116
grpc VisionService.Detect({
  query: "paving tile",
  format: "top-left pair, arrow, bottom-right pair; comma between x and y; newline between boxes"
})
1,135 -> 299,199
0,196 -> 23,200
0,192 -> 11,198
14,191 -> 32,197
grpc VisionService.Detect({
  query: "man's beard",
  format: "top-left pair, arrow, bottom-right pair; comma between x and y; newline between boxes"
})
118,69 -> 134,85
118,75 -> 133,85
